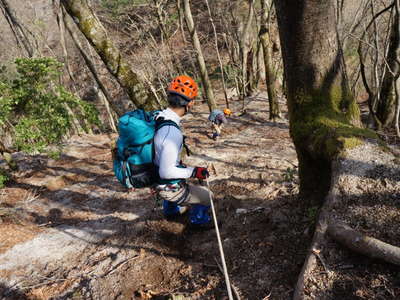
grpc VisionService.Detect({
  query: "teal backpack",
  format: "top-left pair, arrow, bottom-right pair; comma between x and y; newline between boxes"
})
113,109 -> 179,188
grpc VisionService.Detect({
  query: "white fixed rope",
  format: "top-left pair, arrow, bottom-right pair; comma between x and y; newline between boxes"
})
206,177 -> 234,300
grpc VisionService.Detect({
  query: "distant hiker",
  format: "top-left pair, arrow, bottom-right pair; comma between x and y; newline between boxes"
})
208,108 -> 232,140
154,75 -> 213,229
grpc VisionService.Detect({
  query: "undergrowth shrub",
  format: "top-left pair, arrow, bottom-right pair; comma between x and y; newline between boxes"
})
0,57 -> 99,153
100,0 -> 147,16
0,169 -> 9,189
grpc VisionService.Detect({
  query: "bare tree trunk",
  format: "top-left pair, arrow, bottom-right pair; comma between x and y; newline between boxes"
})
246,42 -> 258,96
55,1 -> 75,83
358,2 -> 397,129
0,0 -> 35,57
225,6 -> 240,66
340,0 -> 369,50
152,0 -> 168,43
79,44 -> 118,132
395,77 -> 400,137
255,38 -> 263,85
260,0 -> 280,121
222,27 -> 237,67
176,0 -> 187,44
182,0 -> 217,111
239,0 -> 255,102
61,0 -> 161,111
221,12 -> 241,97
62,7 -> 123,125
376,0 -> 400,128
142,72 -> 165,109
204,0 -> 229,108
150,0 -> 184,76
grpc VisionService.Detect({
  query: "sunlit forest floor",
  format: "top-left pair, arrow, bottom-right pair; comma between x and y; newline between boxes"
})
0,90 -> 399,299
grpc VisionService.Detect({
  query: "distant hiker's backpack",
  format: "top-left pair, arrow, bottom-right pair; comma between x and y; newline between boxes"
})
208,109 -> 223,123
113,109 -> 179,188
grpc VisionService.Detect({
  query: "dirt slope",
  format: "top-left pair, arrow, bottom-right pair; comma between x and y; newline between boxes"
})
1,92 -> 399,300
0,93 -> 307,299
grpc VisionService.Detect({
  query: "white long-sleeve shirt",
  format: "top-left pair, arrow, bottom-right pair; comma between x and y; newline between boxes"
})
153,108 -> 194,180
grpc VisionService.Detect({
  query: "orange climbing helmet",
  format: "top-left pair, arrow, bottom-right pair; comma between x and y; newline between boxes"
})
167,75 -> 198,101
223,108 -> 232,116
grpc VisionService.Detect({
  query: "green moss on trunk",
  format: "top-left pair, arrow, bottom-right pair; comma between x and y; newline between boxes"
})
275,0 -> 380,203
61,0 -> 163,111
289,86 -> 376,201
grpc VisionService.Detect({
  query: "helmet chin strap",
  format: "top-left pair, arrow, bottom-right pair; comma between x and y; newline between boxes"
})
183,99 -> 194,114
184,104 -> 192,114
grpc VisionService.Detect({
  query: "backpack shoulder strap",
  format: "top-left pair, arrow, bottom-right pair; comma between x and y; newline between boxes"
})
154,118 -> 191,156
155,117 -> 180,131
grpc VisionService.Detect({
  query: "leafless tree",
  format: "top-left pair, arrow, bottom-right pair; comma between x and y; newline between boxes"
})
61,0 -> 162,111
204,0 -> 229,108
182,0 -> 217,111
0,0 -> 36,57
260,0 -> 280,120
357,0 -> 400,129
238,0 -> 255,102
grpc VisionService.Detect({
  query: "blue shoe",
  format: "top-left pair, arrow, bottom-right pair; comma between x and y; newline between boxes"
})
163,200 -> 188,219
212,133 -> 219,140
188,204 -> 213,230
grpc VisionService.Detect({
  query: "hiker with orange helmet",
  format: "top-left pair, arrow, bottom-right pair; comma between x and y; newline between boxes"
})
208,108 -> 232,140
153,75 -> 213,229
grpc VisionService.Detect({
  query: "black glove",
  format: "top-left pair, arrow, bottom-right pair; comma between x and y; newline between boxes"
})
192,167 -> 210,180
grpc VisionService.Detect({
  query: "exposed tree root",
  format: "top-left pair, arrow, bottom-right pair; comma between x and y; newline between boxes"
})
292,195 -> 337,300
294,214 -> 400,299
292,142 -> 400,299
292,154 -> 343,300
327,222 -> 400,266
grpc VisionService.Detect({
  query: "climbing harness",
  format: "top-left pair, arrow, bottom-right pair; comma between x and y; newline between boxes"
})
205,177 -> 234,300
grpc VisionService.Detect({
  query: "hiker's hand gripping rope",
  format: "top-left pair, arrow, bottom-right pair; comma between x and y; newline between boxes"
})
192,167 -> 209,180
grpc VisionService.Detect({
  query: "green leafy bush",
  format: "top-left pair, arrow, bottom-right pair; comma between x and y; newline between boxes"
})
0,169 -> 9,189
282,167 -> 298,182
48,149 -> 62,160
0,57 -> 99,153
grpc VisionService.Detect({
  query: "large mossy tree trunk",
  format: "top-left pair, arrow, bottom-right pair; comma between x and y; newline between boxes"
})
274,2 -> 400,298
275,0 -> 363,201
182,0 -> 217,112
61,0 -> 162,112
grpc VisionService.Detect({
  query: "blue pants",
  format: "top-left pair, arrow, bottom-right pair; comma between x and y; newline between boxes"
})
159,183 -> 212,225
